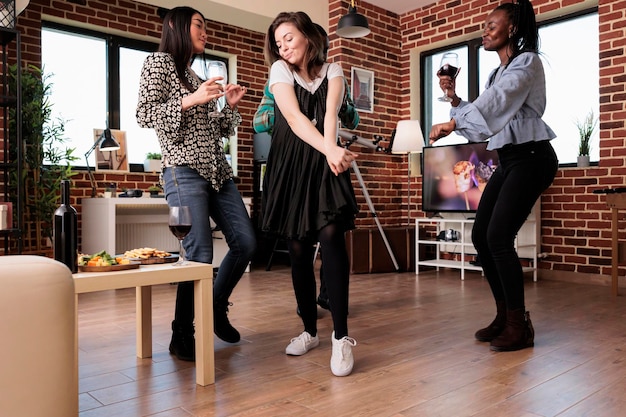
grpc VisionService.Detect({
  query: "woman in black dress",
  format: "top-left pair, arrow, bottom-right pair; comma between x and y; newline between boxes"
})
261,11 -> 359,377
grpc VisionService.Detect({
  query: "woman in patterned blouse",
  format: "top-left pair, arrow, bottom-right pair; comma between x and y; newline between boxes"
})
136,6 -> 256,361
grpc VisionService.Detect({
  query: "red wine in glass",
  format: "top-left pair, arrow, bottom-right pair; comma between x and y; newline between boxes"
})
169,206 -> 192,266
437,52 -> 460,102
169,225 -> 191,240
439,64 -> 459,77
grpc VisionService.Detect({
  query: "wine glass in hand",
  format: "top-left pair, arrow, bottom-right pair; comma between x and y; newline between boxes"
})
207,61 -> 227,118
437,52 -> 460,102
169,206 -> 192,266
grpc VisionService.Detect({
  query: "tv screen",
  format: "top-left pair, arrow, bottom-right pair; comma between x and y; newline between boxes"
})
422,142 -> 499,213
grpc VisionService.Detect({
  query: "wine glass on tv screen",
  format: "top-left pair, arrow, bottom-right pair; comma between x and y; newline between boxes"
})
421,142 -> 499,213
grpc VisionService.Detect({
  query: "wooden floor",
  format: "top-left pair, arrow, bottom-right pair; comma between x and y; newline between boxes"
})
77,264 -> 626,417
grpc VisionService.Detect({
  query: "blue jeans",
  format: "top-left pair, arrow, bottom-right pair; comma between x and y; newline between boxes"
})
163,166 -> 256,324
472,141 -> 558,310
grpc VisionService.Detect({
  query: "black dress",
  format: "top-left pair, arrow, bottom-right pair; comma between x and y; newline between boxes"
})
261,75 -> 358,240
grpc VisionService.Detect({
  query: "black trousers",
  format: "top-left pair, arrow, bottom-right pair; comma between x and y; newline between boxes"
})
471,141 -> 558,310
288,223 -> 350,339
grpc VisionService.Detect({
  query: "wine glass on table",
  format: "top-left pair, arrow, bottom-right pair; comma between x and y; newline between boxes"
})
437,52 -> 460,102
207,60 -> 227,118
169,206 -> 192,266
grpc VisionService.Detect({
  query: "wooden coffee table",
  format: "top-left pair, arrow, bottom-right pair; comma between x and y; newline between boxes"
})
72,261 -> 214,387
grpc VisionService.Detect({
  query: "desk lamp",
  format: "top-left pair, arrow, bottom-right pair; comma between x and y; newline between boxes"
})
389,120 -> 425,224
85,128 -> 120,198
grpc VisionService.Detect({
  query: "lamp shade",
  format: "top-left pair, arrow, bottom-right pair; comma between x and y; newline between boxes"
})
337,3 -> 370,39
391,120 -> 424,154
16,0 -> 28,15
84,128 -> 120,198
99,129 -> 120,151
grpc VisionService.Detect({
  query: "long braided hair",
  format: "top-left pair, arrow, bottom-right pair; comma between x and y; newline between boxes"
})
496,0 -> 540,63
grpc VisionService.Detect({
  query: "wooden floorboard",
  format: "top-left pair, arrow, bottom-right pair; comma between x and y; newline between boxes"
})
76,264 -> 626,417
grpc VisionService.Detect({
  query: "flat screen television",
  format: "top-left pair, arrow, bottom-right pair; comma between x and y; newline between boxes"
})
422,141 -> 499,213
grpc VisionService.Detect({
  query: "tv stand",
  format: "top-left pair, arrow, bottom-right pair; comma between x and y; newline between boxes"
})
415,212 -> 538,281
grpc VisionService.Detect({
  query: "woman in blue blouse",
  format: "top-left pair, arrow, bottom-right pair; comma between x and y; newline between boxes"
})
430,0 -> 558,352
137,6 -> 256,360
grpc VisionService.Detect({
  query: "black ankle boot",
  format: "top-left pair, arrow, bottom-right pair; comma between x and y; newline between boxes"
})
214,301 -> 240,343
316,295 -> 330,310
169,320 -> 195,361
490,309 -> 535,352
474,300 -> 506,342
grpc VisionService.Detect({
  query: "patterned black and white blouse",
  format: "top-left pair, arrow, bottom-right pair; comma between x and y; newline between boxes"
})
136,52 -> 242,191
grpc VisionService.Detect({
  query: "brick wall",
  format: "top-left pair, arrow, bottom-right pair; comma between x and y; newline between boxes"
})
329,0 -> 414,229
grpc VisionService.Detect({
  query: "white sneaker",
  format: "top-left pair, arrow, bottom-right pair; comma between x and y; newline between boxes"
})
285,331 -> 319,356
330,331 -> 357,376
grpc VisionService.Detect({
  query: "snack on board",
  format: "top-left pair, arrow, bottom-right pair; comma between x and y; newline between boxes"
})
78,250 -> 131,266
124,247 -> 171,260
453,160 -> 475,193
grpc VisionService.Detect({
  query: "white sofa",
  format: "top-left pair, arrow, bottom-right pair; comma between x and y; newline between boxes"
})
0,255 -> 77,417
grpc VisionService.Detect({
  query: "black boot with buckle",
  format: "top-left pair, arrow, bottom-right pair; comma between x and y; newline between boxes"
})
490,308 -> 535,352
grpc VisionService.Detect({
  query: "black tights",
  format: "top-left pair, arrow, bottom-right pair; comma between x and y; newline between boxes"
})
472,141 -> 557,310
288,223 -> 350,339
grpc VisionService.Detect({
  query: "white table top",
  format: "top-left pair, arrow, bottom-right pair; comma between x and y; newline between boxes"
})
72,261 -> 213,293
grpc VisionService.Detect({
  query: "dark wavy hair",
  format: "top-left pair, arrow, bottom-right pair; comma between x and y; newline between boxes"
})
264,11 -> 326,80
158,6 -> 205,91
495,0 -> 540,62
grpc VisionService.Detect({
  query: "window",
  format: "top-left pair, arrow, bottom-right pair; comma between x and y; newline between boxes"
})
42,23 -> 229,168
41,27 -> 108,165
421,10 -> 598,166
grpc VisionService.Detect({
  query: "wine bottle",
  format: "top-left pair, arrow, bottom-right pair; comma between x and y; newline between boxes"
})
54,179 -> 78,273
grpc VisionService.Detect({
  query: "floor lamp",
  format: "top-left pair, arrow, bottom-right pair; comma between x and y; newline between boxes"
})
85,128 -> 120,198
390,120 -> 425,225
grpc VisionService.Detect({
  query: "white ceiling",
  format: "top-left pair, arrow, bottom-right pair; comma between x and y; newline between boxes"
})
133,1 -> 438,33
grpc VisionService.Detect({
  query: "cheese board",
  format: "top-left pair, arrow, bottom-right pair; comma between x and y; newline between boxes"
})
78,261 -> 141,273
128,255 -> 179,265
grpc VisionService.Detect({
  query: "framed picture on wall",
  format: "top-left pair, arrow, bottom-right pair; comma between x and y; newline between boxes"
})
93,129 -> 129,172
350,67 -> 374,113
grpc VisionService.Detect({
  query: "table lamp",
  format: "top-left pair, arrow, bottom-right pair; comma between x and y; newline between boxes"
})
85,128 -> 120,198
390,120 -> 425,224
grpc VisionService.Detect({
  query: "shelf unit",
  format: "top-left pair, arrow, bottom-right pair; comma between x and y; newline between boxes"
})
415,213 -> 538,281
0,27 -> 22,254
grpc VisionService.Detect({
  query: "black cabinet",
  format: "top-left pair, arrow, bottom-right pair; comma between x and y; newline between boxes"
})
0,27 -> 22,254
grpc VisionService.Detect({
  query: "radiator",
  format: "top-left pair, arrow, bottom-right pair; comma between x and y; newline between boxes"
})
116,223 -> 179,253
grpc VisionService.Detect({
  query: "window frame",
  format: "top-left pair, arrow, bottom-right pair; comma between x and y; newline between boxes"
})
42,21 -> 230,171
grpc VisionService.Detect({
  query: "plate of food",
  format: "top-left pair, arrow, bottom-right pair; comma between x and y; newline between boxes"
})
122,247 -> 178,264
78,250 -> 140,272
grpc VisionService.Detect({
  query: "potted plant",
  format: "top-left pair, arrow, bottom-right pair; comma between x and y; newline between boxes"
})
104,182 -> 116,198
147,184 -> 162,197
7,64 -> 77,253
144,152 -> 162,173
576,110 -> 597,168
